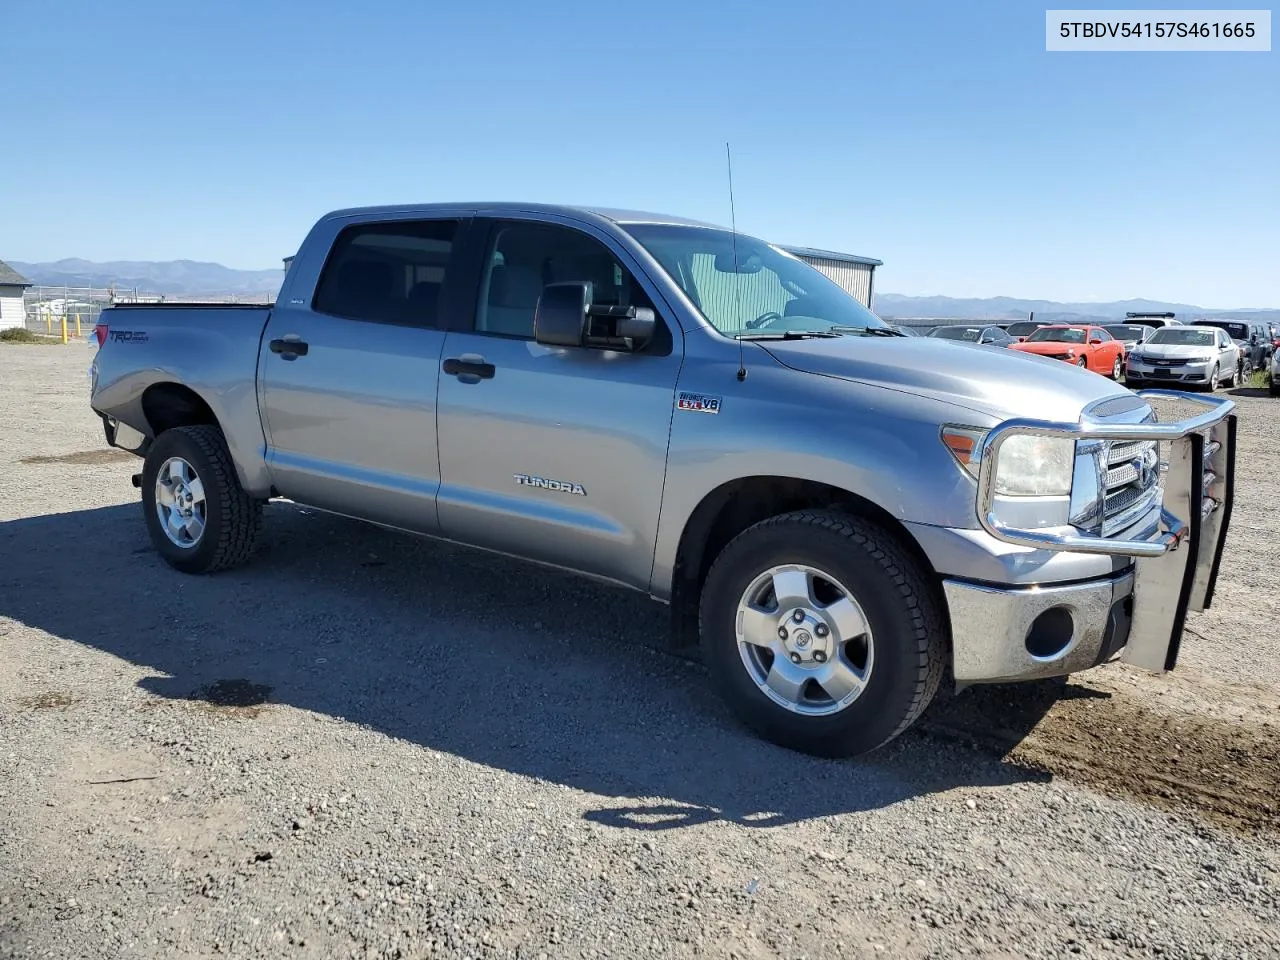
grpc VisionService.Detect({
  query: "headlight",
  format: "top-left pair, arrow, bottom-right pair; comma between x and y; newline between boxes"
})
942,428 -> 1075,497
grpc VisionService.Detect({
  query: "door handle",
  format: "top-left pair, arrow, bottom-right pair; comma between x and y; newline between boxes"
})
269,337 -> 309,360
443,356 -> 496,381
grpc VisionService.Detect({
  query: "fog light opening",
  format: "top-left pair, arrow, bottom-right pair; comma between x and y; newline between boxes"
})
1025,606 -> 1075,661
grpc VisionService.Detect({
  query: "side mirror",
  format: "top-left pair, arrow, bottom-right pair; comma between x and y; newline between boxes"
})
533,282 -> 589,347
1089,336 -> 1103,345
533,281 -> 656,352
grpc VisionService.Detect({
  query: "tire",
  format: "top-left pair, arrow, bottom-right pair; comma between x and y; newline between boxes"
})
699,510 -> 945,758
1207,365 -> 1219,393
1226,365 -> 1238,389
1076,357 -> 1087,368
1110,356 -> 1122,380
1269,377 -> 1280,398
141,425 -> 263,574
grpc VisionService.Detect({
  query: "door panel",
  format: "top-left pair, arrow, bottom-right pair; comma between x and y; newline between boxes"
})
434,218 -> 682,589
258,217 -> 465,534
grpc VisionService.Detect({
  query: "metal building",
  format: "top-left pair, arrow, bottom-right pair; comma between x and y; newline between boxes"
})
782,246 -> 882,309
0,260 -> 32,331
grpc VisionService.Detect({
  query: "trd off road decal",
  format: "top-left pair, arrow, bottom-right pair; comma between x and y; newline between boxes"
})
677,392 -> 721,414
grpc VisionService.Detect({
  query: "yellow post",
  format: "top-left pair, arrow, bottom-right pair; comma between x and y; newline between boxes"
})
75,314 -> 82,337
45,310 -> 51,333
60,316 -> 68,344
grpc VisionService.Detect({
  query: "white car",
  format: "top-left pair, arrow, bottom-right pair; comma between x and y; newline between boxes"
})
1125,325 -> 1241,391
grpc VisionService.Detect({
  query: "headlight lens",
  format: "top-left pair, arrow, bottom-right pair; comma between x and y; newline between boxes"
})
941,428 -> 1076,497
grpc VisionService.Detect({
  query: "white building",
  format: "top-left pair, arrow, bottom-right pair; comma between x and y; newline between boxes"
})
783,246 -> 882,309
0,260 -> 32,330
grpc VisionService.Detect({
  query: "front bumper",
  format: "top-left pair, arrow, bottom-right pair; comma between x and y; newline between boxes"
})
946,571 -> 1133,683
950,390 -> 1235,683
1126,361 -> 1214,385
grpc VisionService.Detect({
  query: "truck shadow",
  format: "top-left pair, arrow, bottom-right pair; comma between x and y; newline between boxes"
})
1,502 -> 1062,831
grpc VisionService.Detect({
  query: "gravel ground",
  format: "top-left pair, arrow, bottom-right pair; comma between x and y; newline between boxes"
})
1,344 -> 1277,960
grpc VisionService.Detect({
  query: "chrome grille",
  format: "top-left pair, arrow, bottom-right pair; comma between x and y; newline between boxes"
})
1101,438 -> 1160,536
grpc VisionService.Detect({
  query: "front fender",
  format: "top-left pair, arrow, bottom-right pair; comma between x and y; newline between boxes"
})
649,350 -> 995,598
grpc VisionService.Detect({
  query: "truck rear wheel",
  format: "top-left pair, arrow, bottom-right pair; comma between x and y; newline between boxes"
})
141,425 -> 263,574
699,510 -> 944,757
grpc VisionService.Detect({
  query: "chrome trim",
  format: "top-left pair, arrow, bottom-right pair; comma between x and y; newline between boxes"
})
945,570 -> 1133,683
976,391 -> 1235,557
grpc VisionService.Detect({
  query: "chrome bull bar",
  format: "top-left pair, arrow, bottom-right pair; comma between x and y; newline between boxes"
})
975,391 -> 1236,673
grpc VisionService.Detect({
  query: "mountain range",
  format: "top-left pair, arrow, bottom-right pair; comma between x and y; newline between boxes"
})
9,258 -> 1277,323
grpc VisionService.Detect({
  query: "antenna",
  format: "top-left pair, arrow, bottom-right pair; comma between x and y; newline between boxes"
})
726,142 -> 747,382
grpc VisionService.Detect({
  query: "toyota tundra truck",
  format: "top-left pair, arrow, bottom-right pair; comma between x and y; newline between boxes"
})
88,203 -> 1236,757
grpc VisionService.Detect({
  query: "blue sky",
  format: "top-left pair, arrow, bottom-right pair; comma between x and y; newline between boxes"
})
2,0 -> 1276,305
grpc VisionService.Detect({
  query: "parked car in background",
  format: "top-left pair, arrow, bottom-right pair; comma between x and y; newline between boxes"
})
1194,319 -> 1272,376
1125,325 -> 1241,391
1008,324 -> 1125,378
1270,347 -> 1280,396
1102,323 -> 1156,357
891,324 -> 926,337
926,324 -> 1017,348
1123,311 -> 1183,331
1003,320 -> 1046,341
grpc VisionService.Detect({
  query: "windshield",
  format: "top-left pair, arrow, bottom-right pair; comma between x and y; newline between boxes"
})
1025,327 -> 1086,344
929,326 -> 983,341
1200,321 -> 1248,339
1148,328 -> 1217,347
1005,321 -> 1041,337
1104,324 -> 1146,341
621,224 -> 890,336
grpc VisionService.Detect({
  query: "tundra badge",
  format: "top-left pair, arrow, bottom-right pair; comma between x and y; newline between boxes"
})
514,474 -> 587,496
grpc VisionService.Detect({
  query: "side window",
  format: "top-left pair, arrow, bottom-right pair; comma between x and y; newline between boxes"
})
313,219 -> 459,326
1093,328 -> 1112,341
475,221 -> 654,341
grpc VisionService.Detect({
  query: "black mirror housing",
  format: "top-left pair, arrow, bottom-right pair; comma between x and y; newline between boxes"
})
533,282 -> 590,347
533,281 -> 656,352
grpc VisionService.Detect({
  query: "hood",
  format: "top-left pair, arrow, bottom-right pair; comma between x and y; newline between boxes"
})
1134,342 -> 1219,360
757,335 -> 1130,422
1009,340 -> 1083,357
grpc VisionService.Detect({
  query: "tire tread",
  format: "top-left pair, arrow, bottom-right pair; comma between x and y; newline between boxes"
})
700,509 -> 945,754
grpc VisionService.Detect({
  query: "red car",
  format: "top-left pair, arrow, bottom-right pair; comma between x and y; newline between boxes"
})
1008,324 -> 1126,379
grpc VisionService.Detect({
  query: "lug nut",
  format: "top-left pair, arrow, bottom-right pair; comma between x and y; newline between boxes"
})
815,624 -> 829,638
777,627 -> 788,640
789,652 -> 802,664
813,651 -> 827,663
792,610 -> 805,623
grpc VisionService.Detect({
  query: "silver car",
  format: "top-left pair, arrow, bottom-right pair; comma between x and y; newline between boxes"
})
1125,325 -> 1241,391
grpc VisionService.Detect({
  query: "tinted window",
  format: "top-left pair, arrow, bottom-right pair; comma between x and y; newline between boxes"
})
1148,328 -> 1216,346
1005,321 -> 1042,337
475,222 -> 650,339
1091,329 -> 1113,341
929,326 -> 982,341
314,219 -> 458,326
1104,324 -> 1146,341
1025,327 -> 1087,344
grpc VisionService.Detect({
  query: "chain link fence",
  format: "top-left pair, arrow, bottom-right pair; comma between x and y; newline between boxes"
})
21,286 -> 274,342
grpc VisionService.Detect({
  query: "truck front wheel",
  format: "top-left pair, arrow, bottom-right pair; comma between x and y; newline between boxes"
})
699,510 -> 944,757
141,425 -> 263,574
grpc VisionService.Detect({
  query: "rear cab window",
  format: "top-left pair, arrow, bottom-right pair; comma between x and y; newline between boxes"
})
313,219 -> 461,327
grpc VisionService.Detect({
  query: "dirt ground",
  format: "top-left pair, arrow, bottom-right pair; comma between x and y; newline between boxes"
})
1,345 -> 1277,960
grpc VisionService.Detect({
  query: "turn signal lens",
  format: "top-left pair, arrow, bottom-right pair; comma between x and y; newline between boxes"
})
941,426 -> 986,479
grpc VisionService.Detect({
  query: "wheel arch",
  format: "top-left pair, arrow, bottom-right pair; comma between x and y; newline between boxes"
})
665,475 -> 946,649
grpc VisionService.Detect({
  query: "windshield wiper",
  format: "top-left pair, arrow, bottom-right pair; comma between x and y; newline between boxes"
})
736,330 -> 844,340
830,325 -> 907,337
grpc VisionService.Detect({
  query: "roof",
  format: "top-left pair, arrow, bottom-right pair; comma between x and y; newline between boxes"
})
0,259 -> 31,287
778,245 -> 883,268
317,204 -> 883,264
321,202 -> 725,230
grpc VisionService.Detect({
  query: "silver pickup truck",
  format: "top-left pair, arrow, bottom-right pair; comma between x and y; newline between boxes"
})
89,203 -> 1236,757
